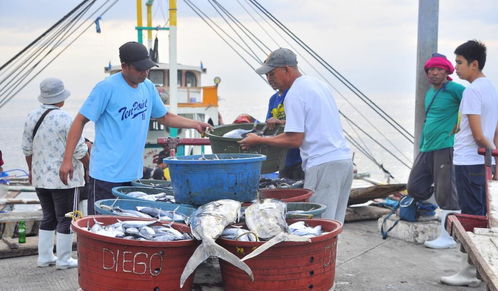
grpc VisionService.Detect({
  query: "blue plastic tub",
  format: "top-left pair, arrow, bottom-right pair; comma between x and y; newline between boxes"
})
112,186 -> 175,203
164,154 -> 266,206
94,199 -> 195,222
131,179 -> 172,189
286,202 -> 327,218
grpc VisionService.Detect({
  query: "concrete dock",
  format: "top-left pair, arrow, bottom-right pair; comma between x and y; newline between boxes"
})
0,220 -> 484,290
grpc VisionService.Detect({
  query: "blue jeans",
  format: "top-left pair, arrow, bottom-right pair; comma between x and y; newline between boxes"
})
454,165 -> 486,215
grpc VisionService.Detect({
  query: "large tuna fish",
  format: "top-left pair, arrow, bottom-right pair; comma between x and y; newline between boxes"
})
179,199 -> 253,287
241,199 -> 310,261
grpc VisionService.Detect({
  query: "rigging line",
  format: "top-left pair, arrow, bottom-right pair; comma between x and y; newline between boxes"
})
343,118 -> 376,163
0,1 -> 95,106
0,0 -> 92,83
343,131 -> 377,163
340,110 -> 412,170
0,1 -> 95,102
250,15 -> 415,146
207,1 -> 410,166
184,0 -> 262,67
0,3 -> 93,106
182,0 -> 266,83
0,0 -> 119,109
343,111 -> 411,173
342,114 -> 408,174
245,0 -> 413,144
155,0 -> 168,27
343,116 -> 406,178
238,1 -> 411,161
237,0 -> 278,50
254,0 -> 415,143
211,0 -> 270,55
207,0 -> 261,64
344,133 -> 396,179
0,0 -> 92,73
344,133 -> 379,169
252,12 -> 415,146
0,0 -> 118,109
0,0 -> 94,95
248,0 -> 414,143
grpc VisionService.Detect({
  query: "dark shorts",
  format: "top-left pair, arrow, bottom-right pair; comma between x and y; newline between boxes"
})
455,165 -> 487,216
87,177 -> 132,215
406,148 -> 459,210
35,188 -> 75,234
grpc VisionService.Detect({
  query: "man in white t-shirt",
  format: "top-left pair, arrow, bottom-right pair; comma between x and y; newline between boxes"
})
239,48 -> 353,222
440,40 -> 498,287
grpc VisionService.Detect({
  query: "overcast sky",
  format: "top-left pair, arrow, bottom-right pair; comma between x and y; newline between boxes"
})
1,0 -> 498,180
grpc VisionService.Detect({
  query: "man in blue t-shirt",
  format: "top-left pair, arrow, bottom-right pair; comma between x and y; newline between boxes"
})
59,41 -> 211,214
266,89 -> 304,180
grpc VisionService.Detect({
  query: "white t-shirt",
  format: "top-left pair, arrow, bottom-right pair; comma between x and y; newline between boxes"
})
454,77 -> 498,165
284,75 -> 351,170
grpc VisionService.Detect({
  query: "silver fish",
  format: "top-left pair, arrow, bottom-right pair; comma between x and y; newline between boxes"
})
120,220 -> 157,229
137,206 -> 188,221
114,207 -> 152,218
126,191 -> 149,198
242,199 -> 310,261
222,128 -> 252,138
179,199 -> 253,288
139,225 -> 156,240
288,221 -> 324,237
221,227 -> 258,242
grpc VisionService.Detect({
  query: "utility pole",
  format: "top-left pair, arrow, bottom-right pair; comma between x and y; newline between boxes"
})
414,0 -> 438,158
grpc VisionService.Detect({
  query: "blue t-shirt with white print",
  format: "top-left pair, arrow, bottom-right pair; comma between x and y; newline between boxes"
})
266,90 -> 302,168
80,72 -> 167,182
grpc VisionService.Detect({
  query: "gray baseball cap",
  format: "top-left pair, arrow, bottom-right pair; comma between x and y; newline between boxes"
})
255,48 -> 298,74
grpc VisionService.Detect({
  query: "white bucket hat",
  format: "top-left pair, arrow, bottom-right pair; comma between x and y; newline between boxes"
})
38,77 -> 70,104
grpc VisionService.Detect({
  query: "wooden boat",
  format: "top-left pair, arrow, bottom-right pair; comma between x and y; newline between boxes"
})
349,178 -> 406,205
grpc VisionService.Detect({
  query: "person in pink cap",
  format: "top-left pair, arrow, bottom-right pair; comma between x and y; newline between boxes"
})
406,53 -> 465,249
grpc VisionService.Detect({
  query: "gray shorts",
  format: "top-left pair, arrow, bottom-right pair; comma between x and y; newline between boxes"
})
304,159 -> 353,223
406,148 -> 459,210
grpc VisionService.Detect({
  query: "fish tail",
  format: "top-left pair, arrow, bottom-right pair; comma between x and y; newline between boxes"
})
241,233 -> 310,262
180,239 -> 254,287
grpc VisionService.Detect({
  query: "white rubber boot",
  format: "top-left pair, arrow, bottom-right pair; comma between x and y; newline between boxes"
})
78,199 -> 88,217
55,233 -> 78,270
424,209 -> 459,249
440,255 -> 481,287
37,229 -> 57,267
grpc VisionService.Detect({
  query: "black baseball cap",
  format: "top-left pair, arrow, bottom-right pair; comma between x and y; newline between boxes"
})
119,41 -> 158,71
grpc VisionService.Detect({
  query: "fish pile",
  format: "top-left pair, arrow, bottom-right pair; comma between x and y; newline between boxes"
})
87,218 -> 192,242
288,221 -> 324,238
180,199 -> 253,288
126,190 -> 175,202
220,219 -> 324,241
240,199 -> 314,261
99,204 -> 189,222
259,177 -> 304,189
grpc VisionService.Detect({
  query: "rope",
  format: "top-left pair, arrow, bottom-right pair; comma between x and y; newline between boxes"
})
0,0 -> 119,109
247,0 -> 414,144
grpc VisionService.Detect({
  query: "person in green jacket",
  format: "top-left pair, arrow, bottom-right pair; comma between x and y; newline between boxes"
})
406,53 -> 465,249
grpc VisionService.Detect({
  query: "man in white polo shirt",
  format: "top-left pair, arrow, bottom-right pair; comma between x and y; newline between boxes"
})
240,48 -> 353,222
